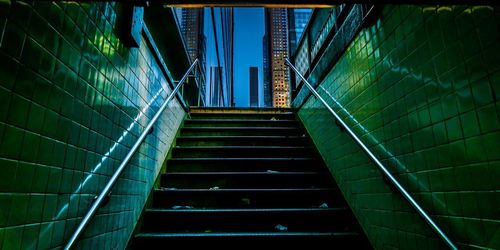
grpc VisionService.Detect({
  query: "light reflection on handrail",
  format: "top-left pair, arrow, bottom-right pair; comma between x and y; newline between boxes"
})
64,59 -> 199,250
285,58 -> 457,250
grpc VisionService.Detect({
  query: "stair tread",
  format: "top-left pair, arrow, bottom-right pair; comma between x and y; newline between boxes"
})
157,188 -> 335,191
177,136 -> 306,139
174,146 -> 311,149
145,208 -> 346,213
170,157 -> 316,161
186,119 -> 298,122
164,171 -> 322,175
132,111 -> 370,248
182,127 -> 301,130
135,231 -> 359,237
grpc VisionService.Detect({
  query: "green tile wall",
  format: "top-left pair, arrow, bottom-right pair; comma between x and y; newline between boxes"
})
297,5 -> 499,250
0,2 -> 185,249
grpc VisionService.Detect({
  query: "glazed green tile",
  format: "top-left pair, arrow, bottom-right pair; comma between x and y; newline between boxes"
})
51,219 -> 66,248
7,194 -> 29,226
456,86 -> 475,114
482,131 -> 500,161
1,23 -> 26,60
42,110 -> 59,138
448,140 -> 467,166
0,125 -> 23,159
441,94 -> 459,119
32,76 -> 52,107
0,52 -> 18,90
417,108 -> 431,127
471,78 -> 494,108
37,49 -> 56,79
28,12 -> 48,45
37,222 -> 53,249
26,102 -> 46,134
14,162 -> 34,193
0,88 -> 11,123
37,137 -> 55,167
476,104 -> 500,133
460,111 -> 480,137
46,167 -> 63,193
47,86 -> 65,113
0,159 -> 17,192
12,68 -> 35,101
32,164 -> 50,193
432,122 -> 447,145
6,94 -> 30,128
0,228 -> 4,249
42,195 -> 57,222
490,71 -> 500,100
25,194 -> 44,224
2,226 -> 23,250
463,217 -> 486,244
20,223 -> 40,250
19,131 -> 40,163
445,116 -> 462,142
465,136 -> 488,163
296,5 -> 500,250
429,102 -> 443,124
482,44 -> 500,74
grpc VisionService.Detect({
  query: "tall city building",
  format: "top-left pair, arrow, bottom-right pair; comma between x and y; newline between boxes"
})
207,8 -> 234,107
179,8 -> 206,104
249,67 -> 259,107
262,12 -> 272,107
265,8 -> 290,108
209,66 -> 224,106
220,8 -> 235,107
288,9 -> 312,54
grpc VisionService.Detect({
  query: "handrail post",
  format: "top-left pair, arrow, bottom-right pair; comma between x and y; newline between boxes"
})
64,59 -> 199,250
285,58 -> 457,250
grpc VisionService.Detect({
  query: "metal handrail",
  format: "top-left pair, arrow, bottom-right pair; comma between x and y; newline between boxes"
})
285,58 -> 457,250
64,59 -> 199,250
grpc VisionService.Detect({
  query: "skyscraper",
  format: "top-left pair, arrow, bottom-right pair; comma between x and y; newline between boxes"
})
220,8 -> 235,107
207,8 -> 234,107
179,8 -> 206,104
209,66 -> 223,106
266,8 -> 290,108
262,12 -> 272,107
288,9 -> 312,54
249,67 -> 259,107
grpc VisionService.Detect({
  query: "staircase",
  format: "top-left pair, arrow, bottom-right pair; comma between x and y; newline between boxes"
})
130,108 -> 370,248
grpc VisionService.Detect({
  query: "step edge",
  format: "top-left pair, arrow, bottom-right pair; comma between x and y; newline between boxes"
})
135,231 -> 360,238
144,208 -> 347,213
169,157 -> 317,161
163,172 -> 322,176
181,127 -> 302,130
185,119 -> 298,122
155,188 -> 336,192
173,146 -> 311,149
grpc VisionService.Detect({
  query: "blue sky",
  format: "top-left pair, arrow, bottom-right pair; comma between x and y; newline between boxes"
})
233,8 -> 264,107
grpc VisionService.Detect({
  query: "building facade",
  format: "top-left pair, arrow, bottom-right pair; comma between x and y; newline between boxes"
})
288,8 -> 312,55
262,12 -> 272,107
265,8 -> 290,108
209,66 -> 224,106
179,8 -> 206,104
220,8 -> 235,107
249,67 -> 259,107
206,8 -> 234,107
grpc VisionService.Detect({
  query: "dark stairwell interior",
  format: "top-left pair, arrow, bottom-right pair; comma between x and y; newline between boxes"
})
0,2 -> 499,250
129,108 -> 371,248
